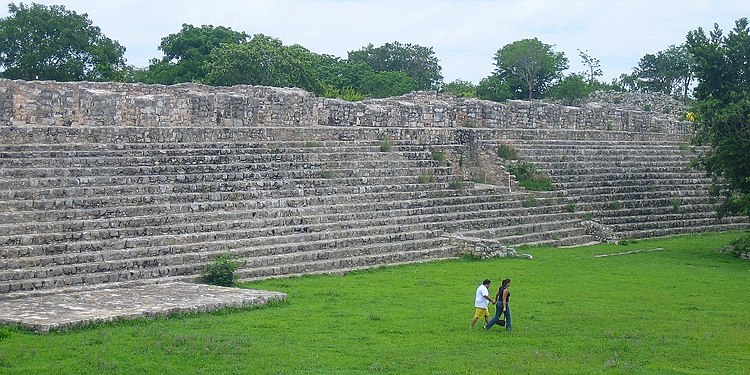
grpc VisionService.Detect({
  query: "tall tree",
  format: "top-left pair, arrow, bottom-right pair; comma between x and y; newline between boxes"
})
204,34 -> 322,94
0,2 -> 125,81
686,18 -> 750,218
630,45 -> 694,101
147,24 -> 248,84
348,41 -> 443,90
493,38 -> 568,100
578,49 -> 602,83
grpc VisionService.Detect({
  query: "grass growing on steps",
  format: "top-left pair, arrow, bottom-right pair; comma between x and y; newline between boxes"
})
0,232 -> 748,374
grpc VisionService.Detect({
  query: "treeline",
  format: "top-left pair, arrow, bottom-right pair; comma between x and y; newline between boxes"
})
0,2 -> 731,105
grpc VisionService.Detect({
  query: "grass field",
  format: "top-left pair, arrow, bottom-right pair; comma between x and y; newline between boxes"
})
0,231 -> 748,374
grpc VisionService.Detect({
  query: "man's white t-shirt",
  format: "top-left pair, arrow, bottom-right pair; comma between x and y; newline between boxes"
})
475,284 -> 490,309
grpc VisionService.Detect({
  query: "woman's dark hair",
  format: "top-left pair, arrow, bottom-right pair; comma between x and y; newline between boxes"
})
502,278 -> 511,286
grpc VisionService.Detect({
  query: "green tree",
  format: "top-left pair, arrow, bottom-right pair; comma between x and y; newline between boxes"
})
476,75 -> 513,102
578,49 -> 603,83
546,73 -> 593,105
630,45 -> 694,101
441,79 -> 477,98
147,24 -> 248,84
493,38 -> 568,100
357,70 -> 419,98
316,57 -> 373,92
0,2 -> 125,81
686,18 -> 750,218
204,34 -> 322,94
348,41 -> 443,90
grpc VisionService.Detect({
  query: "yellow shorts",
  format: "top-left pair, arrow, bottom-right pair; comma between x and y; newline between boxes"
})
474,307 -> 489,319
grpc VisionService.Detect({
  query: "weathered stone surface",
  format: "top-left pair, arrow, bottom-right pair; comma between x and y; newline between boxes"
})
0,282 -> 286,332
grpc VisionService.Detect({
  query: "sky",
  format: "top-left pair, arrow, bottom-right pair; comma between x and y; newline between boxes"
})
1,0 -> 748,84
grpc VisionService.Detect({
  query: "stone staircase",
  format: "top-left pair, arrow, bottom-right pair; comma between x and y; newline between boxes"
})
0,125 -> 573,294
493,137 -> 749,241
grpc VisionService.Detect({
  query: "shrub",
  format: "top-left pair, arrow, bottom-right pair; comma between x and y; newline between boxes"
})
321,170 -> 335,179
448,178 -> 463,190
497,143 -> 518,160
522,196 -> 539,207
323,86 -> 366,101
201,254 -> 240,287
566,202 -> 577,213
671,197 -> 682,213
305,140 -> 320,147
725,235 -> 750,259
418,173 -> 436,184
507,161 -> 554,191
431,149 -> 446,163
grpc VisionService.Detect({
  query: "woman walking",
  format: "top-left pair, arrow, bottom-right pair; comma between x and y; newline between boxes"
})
484,278 -> 512,332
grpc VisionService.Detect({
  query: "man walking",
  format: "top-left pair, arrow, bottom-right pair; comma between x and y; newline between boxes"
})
469,279 -> 495,330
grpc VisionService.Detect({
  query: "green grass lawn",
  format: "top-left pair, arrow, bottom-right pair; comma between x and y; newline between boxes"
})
1,231 -> 748,374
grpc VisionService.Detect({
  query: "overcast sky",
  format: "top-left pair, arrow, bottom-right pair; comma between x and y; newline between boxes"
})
2,1 -> 748,84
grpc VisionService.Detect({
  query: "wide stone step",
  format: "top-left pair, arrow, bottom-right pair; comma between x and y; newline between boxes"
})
0,228 -> 444,292
0,181 -> 476,226
236,244 -> 458,281
0,192 -> 553,257
618,223 -> 749,240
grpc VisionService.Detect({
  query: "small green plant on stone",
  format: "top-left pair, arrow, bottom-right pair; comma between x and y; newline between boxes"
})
431,149 -> 446,163
522,195 -> 539,207
380,138 -> 393,152
201,254 -> 240,287
497,143 -> 518,160
321,170 -> 335,179
566,202 -> 577,213
471,175 -> 487,184
418,172 -> 436,184
460,119 -> 478,128
448,178 -> 463,190
305,140 -> 320,147
671,197 -> 682,213
610,201 -> 622,210
582,212 -> 593,221
507,161 -> 554,191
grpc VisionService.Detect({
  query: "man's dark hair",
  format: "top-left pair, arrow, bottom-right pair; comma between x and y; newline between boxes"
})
483,279 -> 491,286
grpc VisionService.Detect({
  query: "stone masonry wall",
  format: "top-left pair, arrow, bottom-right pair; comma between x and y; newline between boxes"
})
0,79 -> 692,138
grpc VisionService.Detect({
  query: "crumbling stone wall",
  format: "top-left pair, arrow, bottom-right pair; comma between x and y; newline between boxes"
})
0,79 -> 693,138
585,90 -> 689,121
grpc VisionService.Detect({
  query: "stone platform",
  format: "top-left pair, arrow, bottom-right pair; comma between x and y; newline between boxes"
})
0,282 -> 287,332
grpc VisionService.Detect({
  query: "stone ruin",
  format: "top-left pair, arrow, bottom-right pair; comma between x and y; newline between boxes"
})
0,78 -> 746,299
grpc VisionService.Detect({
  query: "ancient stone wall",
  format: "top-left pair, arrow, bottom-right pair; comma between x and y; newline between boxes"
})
0,79 -> 692,138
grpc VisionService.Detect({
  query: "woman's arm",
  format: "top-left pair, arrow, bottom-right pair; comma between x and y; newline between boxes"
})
502,289 -> 509,310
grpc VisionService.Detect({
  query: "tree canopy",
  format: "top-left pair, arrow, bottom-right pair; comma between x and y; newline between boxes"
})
492,38 -> 568,100
686,17 -> 750,218
621,44 -> 694,101
147,24 -> 248,84
347,41 -> 443,91
204,34 -> 323,94
0,2 -> 125,81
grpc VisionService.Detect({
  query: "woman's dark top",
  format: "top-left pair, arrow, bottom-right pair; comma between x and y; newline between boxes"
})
499,286 -> 510,304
